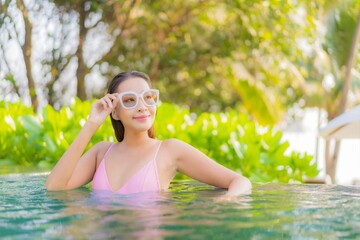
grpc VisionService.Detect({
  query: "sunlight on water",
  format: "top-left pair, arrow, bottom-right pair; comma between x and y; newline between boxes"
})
0,174 -> 359,239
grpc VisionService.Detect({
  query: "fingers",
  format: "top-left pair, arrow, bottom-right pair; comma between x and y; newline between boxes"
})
104,95 -> 114,108
110,93 -> 119,108
98,93 -> 119,111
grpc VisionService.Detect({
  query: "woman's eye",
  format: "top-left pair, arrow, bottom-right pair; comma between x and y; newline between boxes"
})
123,97 -> 136,103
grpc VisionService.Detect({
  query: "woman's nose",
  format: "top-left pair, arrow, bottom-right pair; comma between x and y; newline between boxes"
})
136,98 -> 148,111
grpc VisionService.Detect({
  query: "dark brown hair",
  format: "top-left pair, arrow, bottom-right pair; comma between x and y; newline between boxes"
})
107,71 -> 155,142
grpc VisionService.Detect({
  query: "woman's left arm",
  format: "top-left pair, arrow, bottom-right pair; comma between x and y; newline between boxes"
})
168,139 -> 252,195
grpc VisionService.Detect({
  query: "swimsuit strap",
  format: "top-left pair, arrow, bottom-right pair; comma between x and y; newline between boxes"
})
103,143 -> 116,159
153,141 -> 162,161
153,141 -> 162,190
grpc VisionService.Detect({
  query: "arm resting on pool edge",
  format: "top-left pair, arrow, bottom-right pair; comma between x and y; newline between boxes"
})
166,139 -> 252,195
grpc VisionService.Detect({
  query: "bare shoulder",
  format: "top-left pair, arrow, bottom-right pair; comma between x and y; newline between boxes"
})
91,141 -> 115,164
161,138 -> 189,150
94,141 -> 114,149
161,138 -> 194,157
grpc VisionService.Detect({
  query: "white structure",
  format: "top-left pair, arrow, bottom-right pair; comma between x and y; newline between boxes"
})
320,105 -> 360,140
281,107 -> 360,185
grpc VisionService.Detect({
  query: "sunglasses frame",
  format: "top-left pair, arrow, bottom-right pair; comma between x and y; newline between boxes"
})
118,89 -> 159,109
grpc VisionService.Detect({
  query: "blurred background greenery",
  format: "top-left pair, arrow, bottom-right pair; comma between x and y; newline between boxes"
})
0,0 -> 359,183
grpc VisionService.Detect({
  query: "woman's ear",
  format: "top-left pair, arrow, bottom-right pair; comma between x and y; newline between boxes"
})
112,111 -> 120,120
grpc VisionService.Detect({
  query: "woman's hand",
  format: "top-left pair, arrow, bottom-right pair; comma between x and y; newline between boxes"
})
226,175 -> 252,196
46,93 -> 119,191
214,192 -> 253,204
214,177 -> 252,203
88,93 -> 119,127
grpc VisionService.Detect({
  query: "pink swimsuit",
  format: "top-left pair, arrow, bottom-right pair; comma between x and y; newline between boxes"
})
92,142 -> 163,194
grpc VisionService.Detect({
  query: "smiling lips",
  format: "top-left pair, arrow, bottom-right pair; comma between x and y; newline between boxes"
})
133,115 -> 150,121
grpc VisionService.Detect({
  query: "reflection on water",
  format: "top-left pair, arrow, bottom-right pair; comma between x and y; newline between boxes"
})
0,173 -> 359,239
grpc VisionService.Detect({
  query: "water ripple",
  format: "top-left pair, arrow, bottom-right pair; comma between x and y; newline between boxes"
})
0,176 -> 359,239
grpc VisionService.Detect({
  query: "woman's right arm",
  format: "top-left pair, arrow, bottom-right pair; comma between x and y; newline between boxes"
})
46,93 -> 118,191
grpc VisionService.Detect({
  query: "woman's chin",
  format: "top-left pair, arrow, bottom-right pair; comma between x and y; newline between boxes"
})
133,123 -> 154,132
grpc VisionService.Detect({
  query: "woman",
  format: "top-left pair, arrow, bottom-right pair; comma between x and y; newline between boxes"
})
46,71 -> 252,195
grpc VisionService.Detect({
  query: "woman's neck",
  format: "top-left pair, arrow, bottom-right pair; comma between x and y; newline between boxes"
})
121,131 -> 153,147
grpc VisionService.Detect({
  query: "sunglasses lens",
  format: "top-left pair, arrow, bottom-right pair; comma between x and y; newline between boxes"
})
143,90 -> 158,106
121,93 -> 137,108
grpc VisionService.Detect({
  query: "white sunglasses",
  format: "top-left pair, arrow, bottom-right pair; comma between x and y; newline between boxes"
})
118,89 -> 159,109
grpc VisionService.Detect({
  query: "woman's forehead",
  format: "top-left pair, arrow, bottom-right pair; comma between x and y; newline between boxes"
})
116,77 -> 150,93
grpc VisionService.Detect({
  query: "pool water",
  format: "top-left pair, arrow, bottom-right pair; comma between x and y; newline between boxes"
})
0,173 -> 359,239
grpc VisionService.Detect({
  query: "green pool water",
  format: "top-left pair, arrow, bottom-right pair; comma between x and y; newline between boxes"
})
0,173 -> 359,239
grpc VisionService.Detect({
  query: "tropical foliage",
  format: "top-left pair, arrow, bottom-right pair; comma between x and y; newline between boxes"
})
0,0 -> 359,182
0,100 -> 318,182
3,0 -> 358,124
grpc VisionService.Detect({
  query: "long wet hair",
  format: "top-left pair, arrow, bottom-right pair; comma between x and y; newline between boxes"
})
107,71 -> 156,142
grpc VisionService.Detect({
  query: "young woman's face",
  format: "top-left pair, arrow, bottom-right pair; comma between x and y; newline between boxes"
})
114,77 -> 157,134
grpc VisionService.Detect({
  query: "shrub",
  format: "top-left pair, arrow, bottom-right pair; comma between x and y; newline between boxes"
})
0,100 -> 318,182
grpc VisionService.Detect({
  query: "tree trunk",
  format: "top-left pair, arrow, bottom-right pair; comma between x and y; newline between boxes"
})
76,1 -> 87,100
16,0 -> 38,111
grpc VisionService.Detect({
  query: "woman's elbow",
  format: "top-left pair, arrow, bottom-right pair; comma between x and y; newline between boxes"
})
45,179 -> 56,191
45,178 -> 64,191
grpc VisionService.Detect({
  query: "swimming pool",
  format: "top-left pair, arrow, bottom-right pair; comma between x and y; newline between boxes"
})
1,173 -> 359,239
